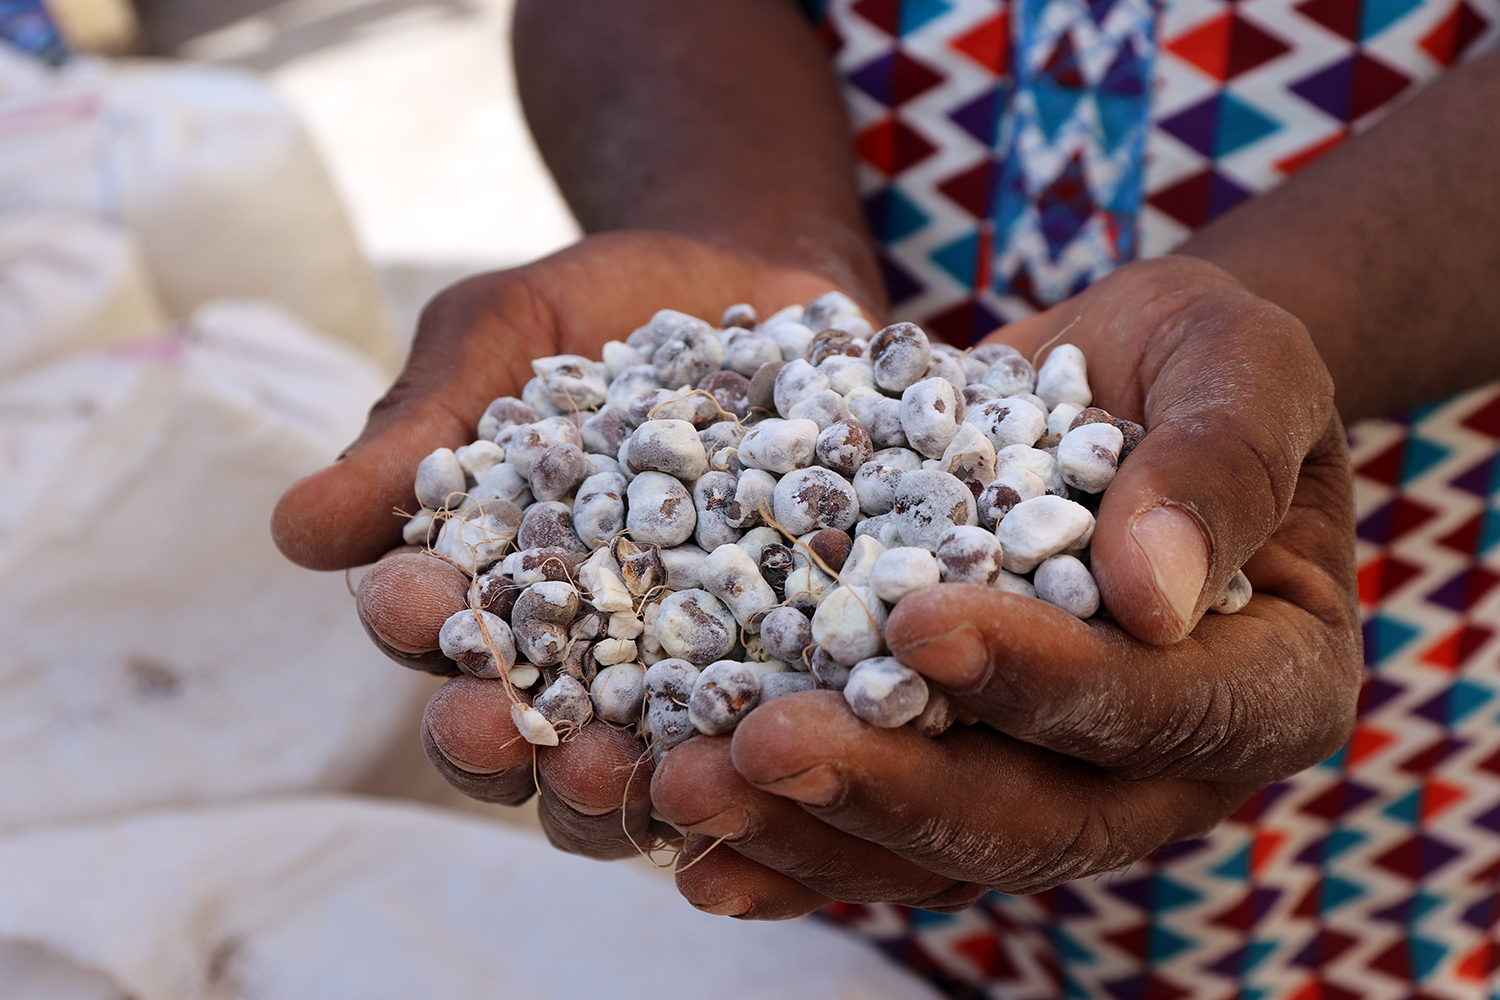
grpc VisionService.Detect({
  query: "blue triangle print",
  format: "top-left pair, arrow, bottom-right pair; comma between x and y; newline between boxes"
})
1295,828 -> 1368,865
1383,788 -> 1422,824
1052,926 -> 1095,964
1153,875 -> 1204,913
899,0 -> 953,35
1089,0 -> 1124,24
1212,845 -> 1251,880
864,186 -> 930,243
1483,508 -> 1500,556
1362,613 -> 1421,667
1399,435 -> 1451,484
908,906 -> 959,927
1035,79 -> 1084,140
1361,0 -> 1423,39
1409,936 -> 1449,979
1214,94 -> 1281,157
1241,940 -> 1280,975
1447,679 -> 1494,725
1096,92 -> 1143,152
1320,875 -> 1366,914
950,85 -> 1009,147
1150,925 -> 1195,962
931,230 -> 981,285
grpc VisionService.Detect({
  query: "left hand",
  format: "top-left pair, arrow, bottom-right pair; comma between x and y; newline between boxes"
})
650,255 -> 1363,918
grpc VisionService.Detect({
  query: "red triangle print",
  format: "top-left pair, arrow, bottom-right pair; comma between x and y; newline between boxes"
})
1460,391 -> 1500,438
1419,623 -> 1495,669
1252,829 -> 1290,876
853,0 -> 902,35
1348,51 -> 1414,120
1437,511 -> 1485,556
1368,938 -> 1414,980
1105,923 -> 1152,959
1420,779 -> 1467,822
1420,1 -> 1490,66
1477,745 -> 1500,778
857,116 -> 939,175
1166,11 -> 1235,79
1346,725 -> 1397,768
1357,553 -> 1422,606
1286,978 -> 1322,1000
1296,0 -> 1364,42
952,13 -> 1010,74
1275,130 -> 1348,174
1356,438 -> 1411,486
1456,939 -> 1499,981
1291,884 -> 1322,919
937,159 -> 997,216
952,931 -> 1021,980
1470,853 -> 1500,884
1398,736 -> 1467,775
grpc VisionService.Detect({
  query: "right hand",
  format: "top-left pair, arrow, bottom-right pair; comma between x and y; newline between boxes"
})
272,230 -> 867,859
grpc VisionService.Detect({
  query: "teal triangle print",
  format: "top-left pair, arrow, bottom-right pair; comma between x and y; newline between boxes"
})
931,230 -> 981,285
900,0 -> 954,35
1361,0 -> 1424,40
1214,93 -> 1281,157
1397,435 -> 1451,484
1320,875 -> 1366,914
1149,925 -> 1196,962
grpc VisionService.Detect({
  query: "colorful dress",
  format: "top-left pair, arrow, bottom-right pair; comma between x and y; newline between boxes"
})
804,1 -> 1500,997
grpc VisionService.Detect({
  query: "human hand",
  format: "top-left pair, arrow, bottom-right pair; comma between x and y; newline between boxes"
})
272,230 -> 865,858
651,254 -> 1362,916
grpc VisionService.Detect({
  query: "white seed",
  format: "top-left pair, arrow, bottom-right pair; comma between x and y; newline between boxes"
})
572,471 -> 627,547
1210,569 -> 1253,614
700,542 -> 779,630
471,462 -> 533,507
773,466 -> 860,535
1048,402 -> 1086,437
626,471 -> 697,547
691,470 -> 741,551
659,543 -> 709,591
1035,343 -> 1092,409
808,645 -> 850,689
439,608 -> 518,679
433,501 -> 522,573
1033,553 -> 1101,618
644,657 -> 701,748
606,364 -> 662,410
900,376 -> 964,458
802,290 -> 865,331
977,468 -> 1048,529
415,447 -> 466,510
760,605 -> 814,664
534,674 -> 594,730
816,418 -> 875,476
982,354 -> 1038,397
456,440 -> 506,483
738,417 -> 819,474
601,339 -> 649,379
774,359 -> 832,417
869,322 -> 932,393
761,671 -> 817,700
477,396 -> 542,443
995,570 -> 1037,598
591,662 -> 646,725
764,318 -> 816,361
869,546 -> 940,604
1058,422 -> 1123,494
811,584 -> 888,665
653,316 -> 723,387
592,637 -> 640,666
840,534 -> 888,586
735,525 -> 783,563
936,525 -> 1005,586
783,562 -> 835,615
656,589 -> 737,664
722,327 -> 783,377
607,611 -> 644,639
844,656 -> 928,728
966,396 -> 1049,450
403,509 -> 438,546
627,419 -> 709,481
994,444 -> 1065,495
532,354 -> 608,411
995,495 -> 1096,573
688,660 -> 762,735
528,442 -> 592,502
892,469 -> 977,551
937,422 -> 997,488
512,702 -> 561,746
819,354 -> 875,395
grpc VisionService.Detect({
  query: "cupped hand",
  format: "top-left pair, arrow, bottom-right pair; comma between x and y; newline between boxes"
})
272,230 -> 866,858
652,254 -> 1362,915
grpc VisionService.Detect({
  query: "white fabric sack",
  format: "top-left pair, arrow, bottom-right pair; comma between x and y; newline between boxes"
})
0,299 -> 423,833
0,207 -> 169,378
0,796 -> 945,1000
0,47 -> 400,371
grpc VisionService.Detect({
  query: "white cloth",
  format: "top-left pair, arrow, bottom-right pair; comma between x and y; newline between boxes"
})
0,796 -> 945,1000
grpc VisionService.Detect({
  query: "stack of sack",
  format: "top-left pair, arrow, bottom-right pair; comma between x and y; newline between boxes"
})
0,46 -> 943,1000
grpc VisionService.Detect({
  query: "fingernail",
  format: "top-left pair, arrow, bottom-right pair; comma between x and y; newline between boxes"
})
684,807 -> 748,840
890,623 -> 988,690
1130,505 -> 1210,635
757,764 -> 845,807
701,895 -> 753,917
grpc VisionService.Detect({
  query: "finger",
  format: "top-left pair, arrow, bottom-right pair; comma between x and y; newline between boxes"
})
1012,257 -> 1351,644
421,676 -> 539,805
673,835 -> 831,920
356,549 -> 469,674
535,721 -> 655,860
886,583 -> 1358,784
731,694 -> 1248,893
272,272 -> 541,571
652,722 -> 986,908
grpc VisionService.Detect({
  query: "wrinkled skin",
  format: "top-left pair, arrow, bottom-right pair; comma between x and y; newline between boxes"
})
274,238 -> 1360,916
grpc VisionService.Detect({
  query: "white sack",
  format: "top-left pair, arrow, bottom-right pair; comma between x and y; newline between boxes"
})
0,208 -> 168,378
0,300 -> 423,833
0,796 -> 944,1000
0,47 -> 399,370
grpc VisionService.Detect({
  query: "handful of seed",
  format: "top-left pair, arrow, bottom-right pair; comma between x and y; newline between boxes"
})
366,293 -> 1251,756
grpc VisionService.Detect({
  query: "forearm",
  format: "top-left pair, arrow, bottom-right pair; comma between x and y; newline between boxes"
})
1178,50 -> 1500,421
513,0 -> 884,312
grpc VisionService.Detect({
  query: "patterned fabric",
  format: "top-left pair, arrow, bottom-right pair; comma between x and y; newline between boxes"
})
821,387 -> 1500,999
0,0 -> 64,65
814,0 -> 1500,342
807,1 -> 1500,998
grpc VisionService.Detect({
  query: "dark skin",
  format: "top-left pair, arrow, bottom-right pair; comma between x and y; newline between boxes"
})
273,0 -> 1500,916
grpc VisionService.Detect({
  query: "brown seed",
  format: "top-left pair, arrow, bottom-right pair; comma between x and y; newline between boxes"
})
807,527 -> 853,572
